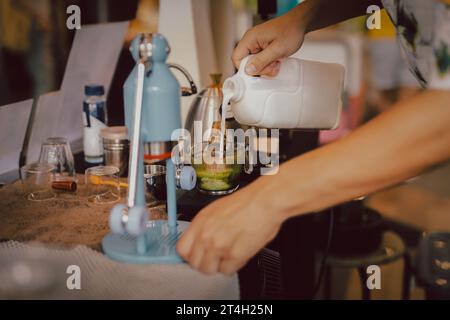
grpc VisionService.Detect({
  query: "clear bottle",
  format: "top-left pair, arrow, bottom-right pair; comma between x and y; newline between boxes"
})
82,84 -> 108,163
222,55 -> 345,130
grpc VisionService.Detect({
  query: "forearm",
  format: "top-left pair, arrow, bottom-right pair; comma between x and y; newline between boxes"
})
251,90 -> 450,219
292,0 -> 382,33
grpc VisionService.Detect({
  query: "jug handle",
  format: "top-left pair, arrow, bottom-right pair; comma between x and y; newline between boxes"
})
168,63 -> 198,96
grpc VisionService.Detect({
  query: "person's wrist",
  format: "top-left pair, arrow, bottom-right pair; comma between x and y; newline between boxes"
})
249,175 -> 298,225
290,0 -> 322,34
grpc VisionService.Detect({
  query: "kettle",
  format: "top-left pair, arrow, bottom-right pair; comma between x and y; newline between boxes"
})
184,74 -> 223,140
185,74 -> 243,142
184,74 -> 251,195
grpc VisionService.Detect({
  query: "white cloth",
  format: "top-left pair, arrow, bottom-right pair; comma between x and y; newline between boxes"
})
0,241 -> 239,300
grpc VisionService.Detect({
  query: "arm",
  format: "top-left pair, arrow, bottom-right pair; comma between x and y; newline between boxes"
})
256,90 -> 450,218
232,0 -> 382,76
177,90 -> 450,274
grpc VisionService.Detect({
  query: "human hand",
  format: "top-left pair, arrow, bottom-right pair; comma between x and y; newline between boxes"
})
232,8 -> 307,77
176,185 -> 284,275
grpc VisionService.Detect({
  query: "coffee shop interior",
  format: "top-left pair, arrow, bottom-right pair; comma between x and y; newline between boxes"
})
0,0 -> 449,300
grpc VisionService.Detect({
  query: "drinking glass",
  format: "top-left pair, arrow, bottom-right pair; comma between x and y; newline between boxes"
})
85,166 -> 120,204
192,142 -> 244,195
39,137 -> 76,181
20,163 -> 55,201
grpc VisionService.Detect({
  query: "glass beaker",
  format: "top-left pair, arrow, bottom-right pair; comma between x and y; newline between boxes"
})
20,163 -> 56,201
192,142 -> 244,195
39,137 -> 76,181
85,166 -> 120,204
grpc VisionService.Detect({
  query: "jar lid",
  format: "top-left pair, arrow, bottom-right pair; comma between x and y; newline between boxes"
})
101,126 -> 128,140
85,84 -> 105,96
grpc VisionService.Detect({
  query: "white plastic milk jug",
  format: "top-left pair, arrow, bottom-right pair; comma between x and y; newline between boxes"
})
222,56 -> 345,129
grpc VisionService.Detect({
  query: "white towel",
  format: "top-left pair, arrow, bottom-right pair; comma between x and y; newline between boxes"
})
0,241 -> 239,300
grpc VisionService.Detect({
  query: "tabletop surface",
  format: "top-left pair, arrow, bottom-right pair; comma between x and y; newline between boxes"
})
2,162 -> 450,247
367,161 -> 450,232
0,174 -> 240,299
0,174 -> 164,251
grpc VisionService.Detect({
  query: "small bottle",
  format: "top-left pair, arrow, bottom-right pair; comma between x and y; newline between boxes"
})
83,84 -> 108,163
222,55 -> 345,130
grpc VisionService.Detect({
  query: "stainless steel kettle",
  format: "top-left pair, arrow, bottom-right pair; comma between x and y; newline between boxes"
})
184,74 -> 223,141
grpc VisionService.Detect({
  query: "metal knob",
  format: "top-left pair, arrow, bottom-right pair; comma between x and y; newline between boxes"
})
176,166 -> 196,191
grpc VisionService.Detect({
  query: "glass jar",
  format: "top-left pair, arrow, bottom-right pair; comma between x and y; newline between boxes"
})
192,142 -> 244,195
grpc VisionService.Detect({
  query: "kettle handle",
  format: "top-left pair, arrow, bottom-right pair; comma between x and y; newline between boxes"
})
168,63 -> 198,96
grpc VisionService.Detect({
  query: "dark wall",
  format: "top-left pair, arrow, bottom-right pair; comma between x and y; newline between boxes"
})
0,0 -> 138,107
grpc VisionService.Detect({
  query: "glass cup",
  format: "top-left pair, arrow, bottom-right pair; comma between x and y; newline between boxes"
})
20,163 -> 56,201
85,166 -> 120,204
39,137 -> 76,181
192,142 -> 244,195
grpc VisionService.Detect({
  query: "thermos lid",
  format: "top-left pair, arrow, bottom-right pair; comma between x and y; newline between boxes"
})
101,126 -> 128,140
85,84 -> 105,96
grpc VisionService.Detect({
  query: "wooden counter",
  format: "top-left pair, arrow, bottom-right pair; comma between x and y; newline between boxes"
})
0,174 -> 165,251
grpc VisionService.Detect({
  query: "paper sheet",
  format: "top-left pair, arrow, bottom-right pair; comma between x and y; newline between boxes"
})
0,100 -> 33,175
26,91 -> 63,164
57,21 -> 129,144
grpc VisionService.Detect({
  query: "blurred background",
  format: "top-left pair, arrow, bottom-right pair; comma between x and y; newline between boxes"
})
0,0 -> 419,121
1,0 -> 140,117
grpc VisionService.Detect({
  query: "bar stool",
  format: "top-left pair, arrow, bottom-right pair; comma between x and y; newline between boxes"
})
322,231 -> 411,300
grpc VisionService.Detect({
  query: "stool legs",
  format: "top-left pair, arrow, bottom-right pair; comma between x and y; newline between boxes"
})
358,267 -> 371,300
402,252 -> 411,300
323,255 -> 410,300
324,265 -> 332,299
